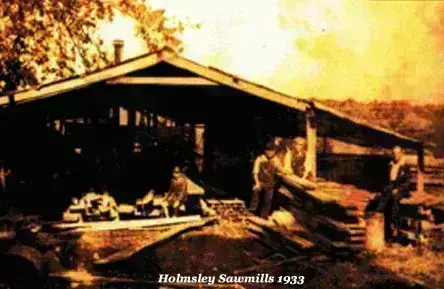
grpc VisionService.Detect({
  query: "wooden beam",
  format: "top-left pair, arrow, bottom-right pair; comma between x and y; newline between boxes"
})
2,52 -> 164,105
417,143 -> 425,193
107,77 -> 219,86
306,105 -> 317,180
166,57 -> 308,111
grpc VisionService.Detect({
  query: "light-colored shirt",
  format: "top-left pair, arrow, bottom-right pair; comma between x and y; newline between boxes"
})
284,149 -> 311,178
389,158 -> 405,181
253,154 -> 280,188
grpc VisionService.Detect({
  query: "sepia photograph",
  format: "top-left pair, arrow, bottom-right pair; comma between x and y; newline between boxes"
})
0,0 -> 443,288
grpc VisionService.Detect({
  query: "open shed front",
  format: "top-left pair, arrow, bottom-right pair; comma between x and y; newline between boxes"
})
0,80 -> 307,213
0,50 -> 423,217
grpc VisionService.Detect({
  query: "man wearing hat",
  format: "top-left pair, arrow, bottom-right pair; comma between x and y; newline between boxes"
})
162,166 -> 188,217
250,142 -> 280,218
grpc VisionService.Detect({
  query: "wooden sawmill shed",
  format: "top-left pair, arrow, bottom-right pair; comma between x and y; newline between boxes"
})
0,45 -> 425,209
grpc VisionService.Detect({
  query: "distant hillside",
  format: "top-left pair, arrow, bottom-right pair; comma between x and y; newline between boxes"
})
316,99 -> 444,156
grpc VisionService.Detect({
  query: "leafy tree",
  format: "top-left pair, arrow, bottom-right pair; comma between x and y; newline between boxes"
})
0,0 -> 185,93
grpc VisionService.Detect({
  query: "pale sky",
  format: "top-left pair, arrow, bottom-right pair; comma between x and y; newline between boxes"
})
98,0 -> 444,105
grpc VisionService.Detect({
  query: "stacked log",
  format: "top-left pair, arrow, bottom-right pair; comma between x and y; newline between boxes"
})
277,177 -> 377,255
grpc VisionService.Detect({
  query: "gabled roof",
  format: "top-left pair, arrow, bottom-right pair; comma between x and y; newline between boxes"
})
0,49 -> 308,111
0,48 -> 421,148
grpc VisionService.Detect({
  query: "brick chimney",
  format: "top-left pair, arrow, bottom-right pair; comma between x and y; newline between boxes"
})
113,39 -> 124,64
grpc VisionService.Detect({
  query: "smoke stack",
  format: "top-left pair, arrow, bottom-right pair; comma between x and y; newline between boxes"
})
113,39 -> 124,64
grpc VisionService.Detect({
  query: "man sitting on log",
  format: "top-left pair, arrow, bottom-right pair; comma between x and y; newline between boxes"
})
162,166 -> 188,218
249,142 -> 281,219
376,146 -> 411,241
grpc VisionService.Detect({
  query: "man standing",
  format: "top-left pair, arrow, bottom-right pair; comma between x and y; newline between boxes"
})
0,161 -> 11,194
283,137 -> 310,179
377,146 -> 411,241
250,142 -> 280,219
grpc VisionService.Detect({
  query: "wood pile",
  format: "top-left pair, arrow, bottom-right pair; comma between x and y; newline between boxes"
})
399,190 -> 444,243
246,215 -> 315,255
206,199 -> 251,224
410,165 -> 444,192
277,176 -> 377,255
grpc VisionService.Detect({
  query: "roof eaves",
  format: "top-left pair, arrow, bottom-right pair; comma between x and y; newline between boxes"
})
0,49 -> 169,105
165,56 -> 308,112
313,101 -> 421,145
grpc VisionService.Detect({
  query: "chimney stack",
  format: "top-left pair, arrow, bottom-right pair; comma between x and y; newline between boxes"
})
113,39 -> 124,64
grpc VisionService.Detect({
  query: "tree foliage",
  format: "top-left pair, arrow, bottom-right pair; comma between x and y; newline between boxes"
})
0,0 -> 184,93
318,99 -> 444,156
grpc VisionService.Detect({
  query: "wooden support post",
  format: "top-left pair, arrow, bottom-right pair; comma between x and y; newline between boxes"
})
190,124 -> 197,148
109,107 -> 120,126
114,107 -> 120,126
146,112 -> 151,130
60,118 -> 65,135
203,123 -> 214,175
128,108 -> 136,128
305,105 -> 317,180
139,111 -> 147,129
119,107 -> 128,126
416,143 -> 425,193
8,94 -> 16,107
135,110 -> 141,127
153,114 -> 158,129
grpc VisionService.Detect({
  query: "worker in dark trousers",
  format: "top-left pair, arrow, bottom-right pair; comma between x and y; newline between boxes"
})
249,142 -> 280,219
376,146 -> 411,241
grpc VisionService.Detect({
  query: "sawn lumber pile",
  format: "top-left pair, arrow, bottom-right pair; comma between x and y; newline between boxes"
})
399,190 -> 444,243
278,176 -> 378,255
206,199 -> 251,224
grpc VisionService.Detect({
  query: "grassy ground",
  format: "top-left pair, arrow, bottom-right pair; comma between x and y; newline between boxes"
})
371,243 -> 444,289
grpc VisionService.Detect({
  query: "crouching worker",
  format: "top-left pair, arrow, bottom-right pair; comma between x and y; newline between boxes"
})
63,188 -> 119,222
376,146 -> 411,241
136,190 -> 155,216
98,191 -> 119,221
162,166 -> 188,218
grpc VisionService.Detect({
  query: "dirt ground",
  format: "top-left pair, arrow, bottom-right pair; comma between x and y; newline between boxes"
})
371,243 -> 444,289
44,221 -> 443,289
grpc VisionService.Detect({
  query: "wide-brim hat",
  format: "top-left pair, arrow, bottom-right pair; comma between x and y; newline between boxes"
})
172,166 -> 182,173
265,142 -> 276,151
